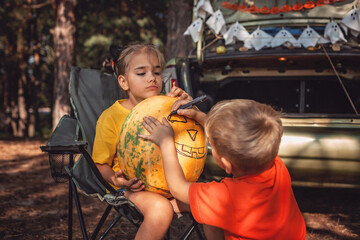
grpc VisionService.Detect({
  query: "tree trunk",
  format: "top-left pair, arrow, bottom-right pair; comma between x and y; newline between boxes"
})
52,0 -> 76,129
15,27 -> 28,138
165,0 -> 194,61
18,60 -> 28,137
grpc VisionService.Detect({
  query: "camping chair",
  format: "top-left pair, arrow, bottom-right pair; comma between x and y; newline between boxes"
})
40,66 -> 204,240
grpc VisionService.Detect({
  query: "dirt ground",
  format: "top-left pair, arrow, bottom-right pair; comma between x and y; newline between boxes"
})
0,139 -> 360,240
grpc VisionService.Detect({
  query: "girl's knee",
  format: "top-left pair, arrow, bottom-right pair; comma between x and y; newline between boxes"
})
146,197 -> 173,221
130,192 -> 173,223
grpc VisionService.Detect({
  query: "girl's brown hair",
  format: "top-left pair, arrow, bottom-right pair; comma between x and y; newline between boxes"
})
113,43 -> 165,76
205,99 -> 283,174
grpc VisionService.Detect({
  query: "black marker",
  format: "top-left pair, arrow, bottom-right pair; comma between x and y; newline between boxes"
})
168,95 -> 208,117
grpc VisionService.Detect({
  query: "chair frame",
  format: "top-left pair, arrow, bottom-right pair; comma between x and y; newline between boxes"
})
42,141 -> 147,240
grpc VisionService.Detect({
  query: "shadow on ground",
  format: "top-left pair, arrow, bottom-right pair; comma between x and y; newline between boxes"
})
0,140 -> 359,239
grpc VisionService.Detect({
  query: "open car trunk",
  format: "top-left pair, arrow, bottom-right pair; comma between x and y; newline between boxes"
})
164,0 -> 360,187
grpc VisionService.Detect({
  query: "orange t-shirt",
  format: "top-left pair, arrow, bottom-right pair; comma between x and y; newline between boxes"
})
189,156 -> 306,240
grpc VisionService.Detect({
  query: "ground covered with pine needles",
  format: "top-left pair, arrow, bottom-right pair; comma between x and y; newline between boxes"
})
0,139 -> 359,239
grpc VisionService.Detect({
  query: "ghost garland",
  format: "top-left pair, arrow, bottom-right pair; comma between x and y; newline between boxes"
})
184,1 -> 358,51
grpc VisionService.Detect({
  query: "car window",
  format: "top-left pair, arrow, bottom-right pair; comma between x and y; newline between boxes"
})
208,76 -> 360,115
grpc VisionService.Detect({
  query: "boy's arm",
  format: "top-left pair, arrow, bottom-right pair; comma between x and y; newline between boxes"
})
159,136 -> 191,204
139,116 -> 191,204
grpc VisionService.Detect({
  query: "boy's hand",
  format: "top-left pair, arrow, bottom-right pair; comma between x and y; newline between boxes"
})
171,98 -> 207,126
139,116 -> 174,147
112,170 -> 144,192
167,86 -> 193,101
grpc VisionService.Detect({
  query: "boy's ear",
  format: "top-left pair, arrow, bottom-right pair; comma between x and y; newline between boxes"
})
118,75 -> 129,91
220,157 -> 233,175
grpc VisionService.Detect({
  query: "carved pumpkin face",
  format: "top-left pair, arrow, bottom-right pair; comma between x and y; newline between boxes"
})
117,95 -> 207,198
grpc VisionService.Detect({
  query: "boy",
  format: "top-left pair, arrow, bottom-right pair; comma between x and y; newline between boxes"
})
140,99 -> 307,240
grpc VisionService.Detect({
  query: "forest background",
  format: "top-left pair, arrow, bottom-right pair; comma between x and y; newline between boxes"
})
1,1 -> 360,239
0,0 -> 194,139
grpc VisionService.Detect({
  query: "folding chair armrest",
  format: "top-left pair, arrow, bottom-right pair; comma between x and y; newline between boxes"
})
40,115 -> 87,154
40,144 -> 87,154
76,144 -> 119,194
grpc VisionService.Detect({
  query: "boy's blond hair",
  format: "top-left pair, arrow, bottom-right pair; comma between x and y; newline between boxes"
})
114,43 -> 165,76
205,99 -> 283,174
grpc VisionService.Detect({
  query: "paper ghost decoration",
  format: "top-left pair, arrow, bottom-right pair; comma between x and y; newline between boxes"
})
340,6 -> 360,37
324,20 -> 347,44
206,10 -> 226,35
243,38 -> 253,50
317,35 -> 330,45
298,26 -> 322,48
195,0 -> 214,19
184,18 -> 204,42
223,22 -> 251,45
248,27 -> 273,51
271,27 -> 301,48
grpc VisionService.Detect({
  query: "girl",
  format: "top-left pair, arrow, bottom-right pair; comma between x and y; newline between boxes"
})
92,43 -> 191,240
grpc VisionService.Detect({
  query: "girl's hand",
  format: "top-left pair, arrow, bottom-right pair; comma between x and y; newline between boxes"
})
139,116 -> 174,147
112,169 -> 144,192
167,86 -> 193,101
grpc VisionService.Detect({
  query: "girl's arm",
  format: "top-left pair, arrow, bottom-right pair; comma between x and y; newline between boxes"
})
139,116 -> 191,204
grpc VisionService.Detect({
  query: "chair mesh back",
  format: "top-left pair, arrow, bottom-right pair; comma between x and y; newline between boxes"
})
69,66 -> 127,153
69,66 -> 127,196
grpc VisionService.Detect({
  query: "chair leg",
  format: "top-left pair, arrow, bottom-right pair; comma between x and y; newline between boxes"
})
68,179 -> 73,240
98,213 -> 123,240
178,217 -> 205,240
91,205 -> 113,240
68,154 -> 74,240
71,179 -> 88,240
195,224 -> 205,240
178,220 -> 198,240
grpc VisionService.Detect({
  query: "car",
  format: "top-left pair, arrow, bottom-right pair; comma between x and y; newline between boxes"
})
163,0 -> 360,187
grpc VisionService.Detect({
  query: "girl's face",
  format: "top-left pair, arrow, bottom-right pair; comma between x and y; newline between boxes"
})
119,49 -> 163,108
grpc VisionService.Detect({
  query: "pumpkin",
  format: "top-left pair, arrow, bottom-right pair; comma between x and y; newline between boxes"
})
316,0 -> 325,6
281,4 -> 292,12
304,0 -> 315,8
270,6 -> 281,14
248,5 -> 259,13
292,3 -> 304,11
259,6 -> 270,14
117,95 -> 207,198
221,1 -> 232,9
230,3 -> 239,10
238,4 -> 248,12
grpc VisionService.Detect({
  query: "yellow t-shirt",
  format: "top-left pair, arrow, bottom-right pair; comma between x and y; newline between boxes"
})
92,99 -> 130,173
